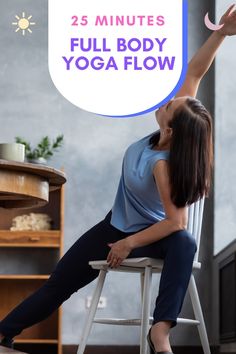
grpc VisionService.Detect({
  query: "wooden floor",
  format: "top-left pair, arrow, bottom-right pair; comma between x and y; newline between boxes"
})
63,345 -> 220,354
0,344 -> 221,354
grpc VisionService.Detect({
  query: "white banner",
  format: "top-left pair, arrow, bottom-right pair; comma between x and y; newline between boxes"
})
48,0 -> 187,117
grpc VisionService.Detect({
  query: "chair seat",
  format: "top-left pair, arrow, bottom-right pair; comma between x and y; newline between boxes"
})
92,317 -> 200,326
89,257 -> 201,272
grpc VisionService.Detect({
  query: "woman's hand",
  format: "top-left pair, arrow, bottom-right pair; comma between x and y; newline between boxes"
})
176,4 -> 236,98
106,238 -> 132,268
218,4 -> 236,36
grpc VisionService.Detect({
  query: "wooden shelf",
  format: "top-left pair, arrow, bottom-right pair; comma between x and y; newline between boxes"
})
0,185 -> 64,354
0,230 -> 61,247
0,230 -> 60,234
15,339 -> 58,344
0,160 -> 65,209
0,275 -> 50,280
0,244 -> 60,248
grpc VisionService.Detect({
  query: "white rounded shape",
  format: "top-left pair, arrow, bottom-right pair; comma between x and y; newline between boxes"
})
48,0 -> 186,117
0,143 -> 25,162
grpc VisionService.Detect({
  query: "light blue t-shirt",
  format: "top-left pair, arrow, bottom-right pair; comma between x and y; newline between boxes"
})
110,131 -> 169,232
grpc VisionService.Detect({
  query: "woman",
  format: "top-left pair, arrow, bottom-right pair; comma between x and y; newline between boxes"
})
1,5 -> 236,354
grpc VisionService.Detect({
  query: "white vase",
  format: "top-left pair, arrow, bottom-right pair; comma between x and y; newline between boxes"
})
0,143 -> 25,162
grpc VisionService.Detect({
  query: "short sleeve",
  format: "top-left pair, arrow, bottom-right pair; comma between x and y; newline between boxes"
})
150,151 -> 169,173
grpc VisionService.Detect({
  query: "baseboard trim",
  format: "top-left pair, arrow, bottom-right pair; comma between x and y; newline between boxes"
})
220,342 -> 236,353
63,345 -> 220,354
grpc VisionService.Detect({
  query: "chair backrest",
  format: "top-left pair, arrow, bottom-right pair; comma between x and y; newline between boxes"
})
187,197 -> 205,262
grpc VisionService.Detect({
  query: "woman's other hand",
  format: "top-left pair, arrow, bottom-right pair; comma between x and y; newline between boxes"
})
106,239 -> 132,268
218,4 -> 236,36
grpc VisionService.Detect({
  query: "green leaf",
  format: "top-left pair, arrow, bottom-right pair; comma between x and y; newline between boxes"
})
15,136 -> 31,153
15,135 -> 64,159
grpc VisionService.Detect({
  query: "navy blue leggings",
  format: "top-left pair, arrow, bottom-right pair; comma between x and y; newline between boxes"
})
0,210 -> 197,338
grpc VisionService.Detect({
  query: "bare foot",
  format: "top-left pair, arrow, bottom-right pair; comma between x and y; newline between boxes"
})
151,321 -> 173,353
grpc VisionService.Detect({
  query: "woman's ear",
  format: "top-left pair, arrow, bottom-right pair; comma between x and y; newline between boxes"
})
165,127 -> 173,138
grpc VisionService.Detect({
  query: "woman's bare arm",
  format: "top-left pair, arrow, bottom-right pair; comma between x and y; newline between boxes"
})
176,5 -> 236,98
125,160 -> 188,249
106,160 -> 187,268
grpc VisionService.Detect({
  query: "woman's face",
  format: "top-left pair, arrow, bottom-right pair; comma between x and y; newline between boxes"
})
155,97 -> 187,130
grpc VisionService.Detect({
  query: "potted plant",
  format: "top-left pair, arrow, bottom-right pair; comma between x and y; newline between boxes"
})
15,135 -> 64,164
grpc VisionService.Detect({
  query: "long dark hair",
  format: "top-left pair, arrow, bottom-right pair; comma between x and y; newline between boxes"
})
150,97 -> 213,207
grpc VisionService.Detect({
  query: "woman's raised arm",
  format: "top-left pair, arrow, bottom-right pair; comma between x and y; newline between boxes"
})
176,4 -> 236,98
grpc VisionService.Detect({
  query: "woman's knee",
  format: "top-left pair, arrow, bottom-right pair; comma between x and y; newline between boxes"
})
169,229 -> 197,254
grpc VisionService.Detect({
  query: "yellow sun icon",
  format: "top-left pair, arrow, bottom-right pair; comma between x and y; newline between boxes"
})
12,12 -> 36,35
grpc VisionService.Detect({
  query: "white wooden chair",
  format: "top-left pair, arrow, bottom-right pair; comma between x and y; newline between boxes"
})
77,198 -> 211,354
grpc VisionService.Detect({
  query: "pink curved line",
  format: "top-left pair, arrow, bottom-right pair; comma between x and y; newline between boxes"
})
204,12 -> 224,31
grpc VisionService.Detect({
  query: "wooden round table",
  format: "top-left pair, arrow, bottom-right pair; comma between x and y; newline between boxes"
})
0,159 -> 66,208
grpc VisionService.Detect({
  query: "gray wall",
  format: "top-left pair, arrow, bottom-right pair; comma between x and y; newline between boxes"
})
0,0 -> 216,347
210,0 -> 236,346
214,0 -> 236,255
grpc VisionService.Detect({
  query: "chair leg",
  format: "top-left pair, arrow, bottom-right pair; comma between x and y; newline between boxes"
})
140,272 -> 145,301
188,274 -> 211,354
77,269 -> 107,354
140,266 -> 152,354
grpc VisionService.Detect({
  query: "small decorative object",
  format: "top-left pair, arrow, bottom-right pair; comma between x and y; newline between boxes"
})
12,12 -> 36,36
0,143 -> 25,162
10,213 -> 52,231
15,135 -> 64,164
